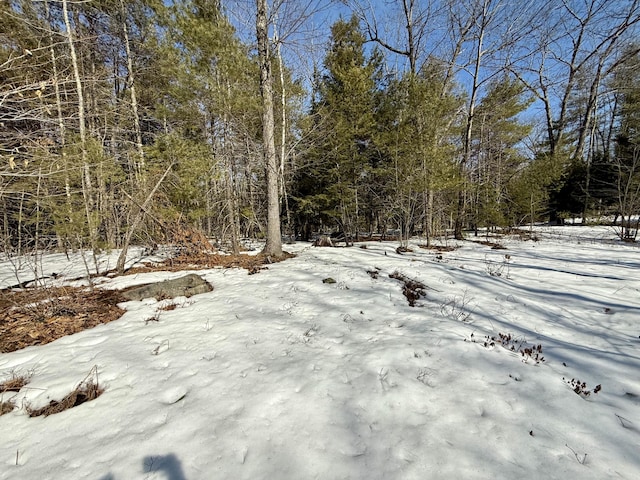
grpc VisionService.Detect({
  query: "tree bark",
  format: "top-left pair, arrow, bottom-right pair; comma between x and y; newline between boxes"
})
116,163 -> 174,274
120,0 -> 146,181
256,0 -> 283,257
454,0 -> 488,240
62,0 -> 96,251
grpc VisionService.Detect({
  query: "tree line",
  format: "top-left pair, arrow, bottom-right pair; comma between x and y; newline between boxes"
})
1,0 -> 639,261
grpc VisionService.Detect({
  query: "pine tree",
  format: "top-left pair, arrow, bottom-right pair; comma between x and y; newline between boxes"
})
297,16 -> 382,241
378,65 -> 460,246
470,75 -> 533,232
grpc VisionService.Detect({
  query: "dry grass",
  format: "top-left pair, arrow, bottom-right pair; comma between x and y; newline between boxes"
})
0,287 -> 126,353
26,367 -> 103,417
418,244 -> 458,252
159,303 -> 177,311
1,249 -> 294,353
0,372 -> 32,416
125,251 -> 294,275
0,400 -> 14,416
0,372 -> 32,393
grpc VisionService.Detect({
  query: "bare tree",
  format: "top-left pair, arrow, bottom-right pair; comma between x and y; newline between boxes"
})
446,0 -> 528,238
508,0 -> 640,160
614,146 -> 640,241
342,0 -> 440,74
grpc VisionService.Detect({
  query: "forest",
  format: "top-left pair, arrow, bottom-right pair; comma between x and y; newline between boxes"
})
1,0 -> 639,261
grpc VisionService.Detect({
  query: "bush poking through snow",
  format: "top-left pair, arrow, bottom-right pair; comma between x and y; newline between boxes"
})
566,444 -> 588,465
389,271 -> 427,306
564,378 -> 602,398
366,269 -> 380,279
470,332 -> 545,364
440,292 -> 474,322
26,366 -> 103,417
484,254 -> 512,278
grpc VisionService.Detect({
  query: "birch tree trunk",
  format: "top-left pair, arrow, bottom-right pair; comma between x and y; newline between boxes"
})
62,0 -> 96,251
45,0 -> 72,248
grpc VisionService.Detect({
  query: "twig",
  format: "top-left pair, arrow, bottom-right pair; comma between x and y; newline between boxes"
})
615,413 -> 633,429
565,444 -> 588,464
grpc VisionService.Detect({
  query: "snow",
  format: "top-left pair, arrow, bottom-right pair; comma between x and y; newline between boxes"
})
0,226 -> 639,479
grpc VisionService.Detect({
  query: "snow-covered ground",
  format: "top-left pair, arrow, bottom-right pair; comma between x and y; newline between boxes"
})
0,226 -> 639,479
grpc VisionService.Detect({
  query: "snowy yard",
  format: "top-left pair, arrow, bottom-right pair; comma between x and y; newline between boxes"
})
0,226 -> 639,479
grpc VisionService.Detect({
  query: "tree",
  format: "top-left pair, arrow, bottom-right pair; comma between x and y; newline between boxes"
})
611,47 -> 640,240
297,15 -> 382,241
446,0 -> 529,238
507,1 -> 640,225
379,65 -> 460,246
470,75 -> 533,232
256,0 -> 284,256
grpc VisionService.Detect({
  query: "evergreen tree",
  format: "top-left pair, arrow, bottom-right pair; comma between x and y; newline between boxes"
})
470,76 -> 533,232
378,64 -> 460,246
296,16 -> 382,240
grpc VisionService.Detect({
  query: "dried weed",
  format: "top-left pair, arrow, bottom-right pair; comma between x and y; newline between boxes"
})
26,367 -> 103,417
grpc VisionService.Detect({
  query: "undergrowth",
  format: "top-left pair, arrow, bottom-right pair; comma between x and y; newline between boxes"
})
564,378 -> 602,397
469,332 -> 545,364
0,371 -> 33,416
389,271 -> 427,306
26,367 -> 103,417
0,371 -> 32,394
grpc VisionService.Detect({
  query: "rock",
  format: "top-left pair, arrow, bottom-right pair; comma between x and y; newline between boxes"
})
122,274 -> 213,301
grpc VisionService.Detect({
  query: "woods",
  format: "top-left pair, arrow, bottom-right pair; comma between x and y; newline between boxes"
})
2,0 -> 639,256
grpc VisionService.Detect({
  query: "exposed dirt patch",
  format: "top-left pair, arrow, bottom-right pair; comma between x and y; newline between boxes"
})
471,240 -> 507,250
1,252 -> 296,353
418,244 -> 458,252
0,287 -> 126,353
122,251 -> 294,275
0,401 -> 13,416
500,227 -> 539,241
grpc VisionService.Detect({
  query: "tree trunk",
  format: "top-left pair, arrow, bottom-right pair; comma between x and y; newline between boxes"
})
256,0 -> 283,257
120,0 -> 146,181
62,0 -> 96,250
454,0 -> 487,240
116,163 -> 174,273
